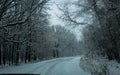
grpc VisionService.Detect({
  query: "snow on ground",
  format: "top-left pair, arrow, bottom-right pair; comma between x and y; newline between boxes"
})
0,56 -> 90,75
80,55 -> 120,75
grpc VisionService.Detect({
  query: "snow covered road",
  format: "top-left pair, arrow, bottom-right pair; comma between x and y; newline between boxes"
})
0,56 -> 90,75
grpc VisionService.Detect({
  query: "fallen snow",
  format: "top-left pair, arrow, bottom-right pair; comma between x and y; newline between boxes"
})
80,55 -> 120,75
0,56 -> 90,75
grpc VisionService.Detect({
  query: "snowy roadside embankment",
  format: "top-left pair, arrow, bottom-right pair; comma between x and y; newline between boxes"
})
80,55 -> 120,75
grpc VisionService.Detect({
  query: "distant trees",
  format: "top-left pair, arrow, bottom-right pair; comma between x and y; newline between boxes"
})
49,25 -> 85,57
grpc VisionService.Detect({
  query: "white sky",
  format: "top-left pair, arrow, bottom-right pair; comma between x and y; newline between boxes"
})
47,0 -> 86,41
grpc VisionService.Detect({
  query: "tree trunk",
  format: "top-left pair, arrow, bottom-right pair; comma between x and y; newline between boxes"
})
0,44 -> 2,65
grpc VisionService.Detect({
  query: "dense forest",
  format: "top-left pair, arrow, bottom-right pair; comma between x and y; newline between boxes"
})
83,0 -> 120,62
0,0 -> 86,66
0,0 -> 120,71
57,0 -> 120,74
59,0 -> 120,62
0,0 -> 120,75
0,0 -> 50,65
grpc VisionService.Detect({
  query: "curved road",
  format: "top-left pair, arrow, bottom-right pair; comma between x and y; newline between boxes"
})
0,56 -> 90,75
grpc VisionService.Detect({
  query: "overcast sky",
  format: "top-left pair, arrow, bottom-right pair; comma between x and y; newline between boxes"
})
47,0 -> 85,41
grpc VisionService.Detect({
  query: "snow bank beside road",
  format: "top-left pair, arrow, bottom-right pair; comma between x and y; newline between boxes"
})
80,55 -> 120,75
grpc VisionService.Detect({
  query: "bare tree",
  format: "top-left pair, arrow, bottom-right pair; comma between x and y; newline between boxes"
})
0,0 -> 50,65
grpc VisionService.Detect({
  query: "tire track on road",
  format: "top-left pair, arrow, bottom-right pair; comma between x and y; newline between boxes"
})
29,57 -> 74,74
29,59 -> 60,73
44,58 -> 74,75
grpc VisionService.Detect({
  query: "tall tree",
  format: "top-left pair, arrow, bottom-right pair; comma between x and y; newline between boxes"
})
0,0 -> 50,66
